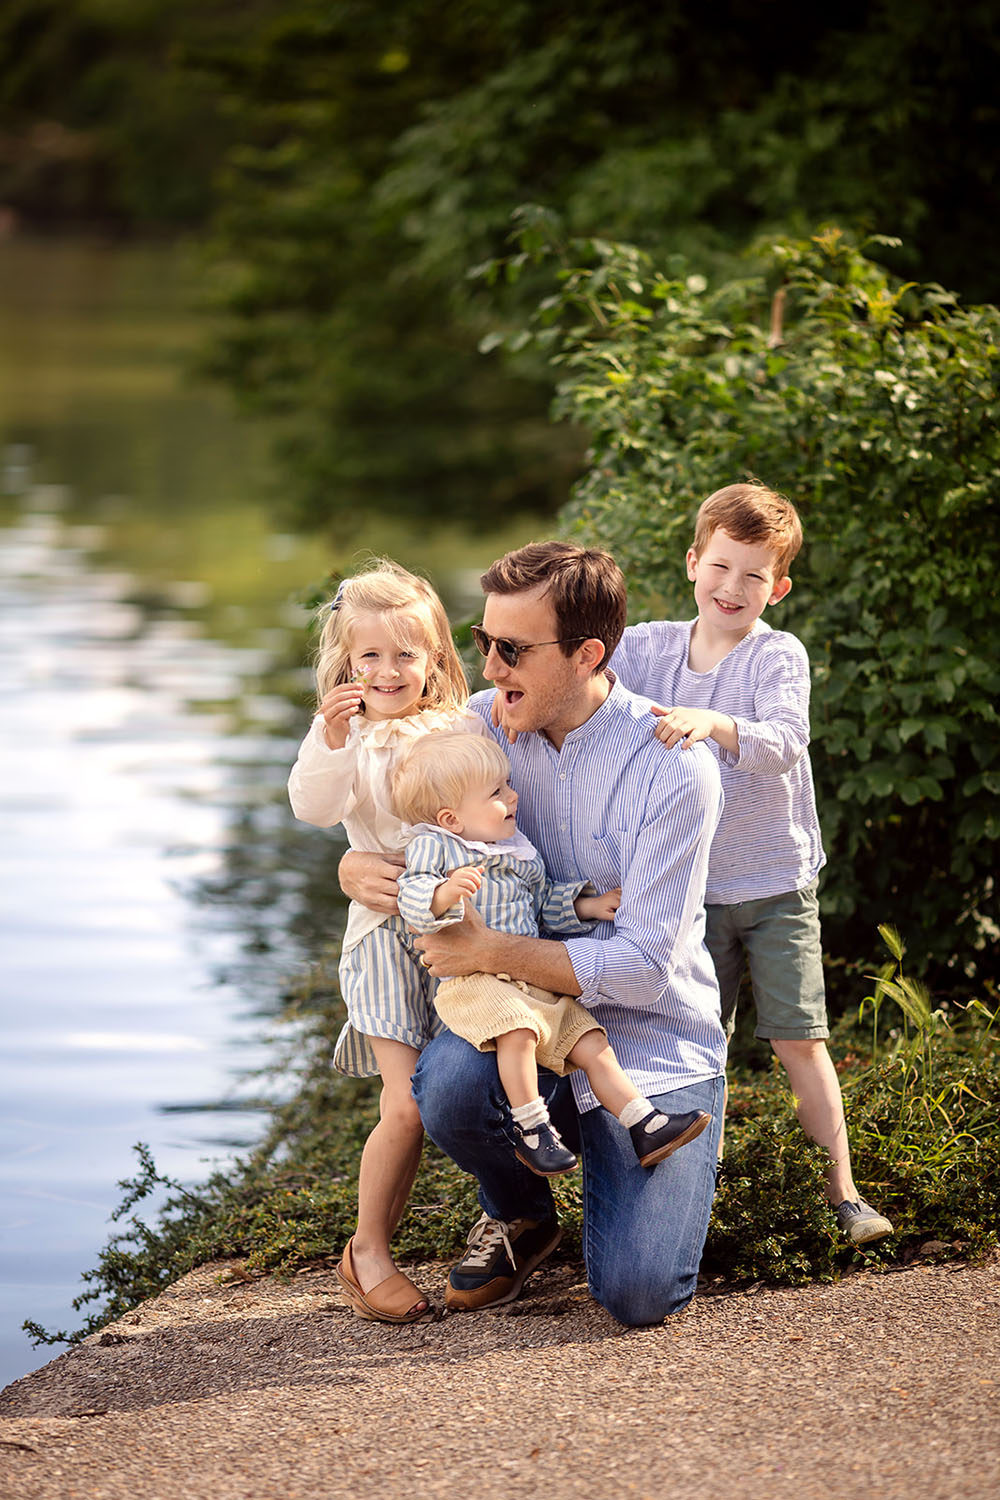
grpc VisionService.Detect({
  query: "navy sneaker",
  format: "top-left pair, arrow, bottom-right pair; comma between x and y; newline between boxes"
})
512,1118 -> 578,1176
445,1213 -> 562,1311
835,1197 -> 894,1244
629,1108 -> 711,1167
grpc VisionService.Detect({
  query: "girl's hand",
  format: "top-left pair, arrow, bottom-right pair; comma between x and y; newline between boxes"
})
318,683 -> 366,749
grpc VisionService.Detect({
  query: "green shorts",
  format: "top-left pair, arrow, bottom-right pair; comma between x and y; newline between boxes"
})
704,880 -> 828,1041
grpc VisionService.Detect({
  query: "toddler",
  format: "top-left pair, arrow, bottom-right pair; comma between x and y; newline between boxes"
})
392,731 -> 711,1176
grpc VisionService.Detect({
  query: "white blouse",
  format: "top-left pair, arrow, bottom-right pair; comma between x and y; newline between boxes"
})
287,706 -> 487,951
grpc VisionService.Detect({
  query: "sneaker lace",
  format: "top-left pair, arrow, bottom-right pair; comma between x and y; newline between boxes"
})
461,1214 -> 515,1270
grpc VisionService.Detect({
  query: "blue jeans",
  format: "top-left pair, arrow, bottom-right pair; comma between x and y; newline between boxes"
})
412,1031 -> 724,1327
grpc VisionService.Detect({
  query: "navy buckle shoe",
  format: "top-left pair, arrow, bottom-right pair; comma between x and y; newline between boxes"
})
629,1109 -> 711,1167
512,1118 -> 578,1176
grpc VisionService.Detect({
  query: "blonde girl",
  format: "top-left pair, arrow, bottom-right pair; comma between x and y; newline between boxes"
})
288,559 -> 484,1323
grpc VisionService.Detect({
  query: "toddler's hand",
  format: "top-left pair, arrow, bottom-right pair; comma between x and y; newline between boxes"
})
318,683 -> 366,749
441,864 -> 484,905
576,886 -> 621,922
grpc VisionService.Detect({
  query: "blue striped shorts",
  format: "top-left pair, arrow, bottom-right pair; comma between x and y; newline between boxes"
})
334,916 -> 446,1077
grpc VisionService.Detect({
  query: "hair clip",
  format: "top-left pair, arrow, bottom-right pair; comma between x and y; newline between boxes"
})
328,580 -> 347,611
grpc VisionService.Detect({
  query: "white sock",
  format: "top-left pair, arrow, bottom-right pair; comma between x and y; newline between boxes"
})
618,1098 -> 669,1132
511,1097 -> 550,1130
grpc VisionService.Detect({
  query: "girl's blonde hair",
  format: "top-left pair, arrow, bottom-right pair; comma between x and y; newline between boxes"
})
392,732 -> 511,828
314,559 -> 468,712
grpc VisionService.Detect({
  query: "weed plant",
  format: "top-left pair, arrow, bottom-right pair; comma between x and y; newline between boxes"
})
25,932 -> 999,1348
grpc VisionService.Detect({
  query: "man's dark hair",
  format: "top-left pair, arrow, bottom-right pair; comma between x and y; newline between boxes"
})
481,540 -> 627,672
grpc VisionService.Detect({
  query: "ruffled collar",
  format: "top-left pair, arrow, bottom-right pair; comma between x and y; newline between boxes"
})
349,706 -> 467,749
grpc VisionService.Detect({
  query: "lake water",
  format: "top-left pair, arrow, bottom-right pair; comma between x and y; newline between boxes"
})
0,238 -> 535,1388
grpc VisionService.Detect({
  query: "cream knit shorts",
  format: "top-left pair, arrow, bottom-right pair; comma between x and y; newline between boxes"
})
433,971 -> 605,1076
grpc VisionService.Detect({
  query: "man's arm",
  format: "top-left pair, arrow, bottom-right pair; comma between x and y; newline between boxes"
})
417,745 -> 722,1008
338,849 -> 405,916
413,904 -> 583,994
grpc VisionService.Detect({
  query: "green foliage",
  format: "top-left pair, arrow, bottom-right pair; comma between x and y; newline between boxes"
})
0,0 -> 258,227
26,950 -> 999,1344
193,1 -> 1000,527
477,215 -> 1000,991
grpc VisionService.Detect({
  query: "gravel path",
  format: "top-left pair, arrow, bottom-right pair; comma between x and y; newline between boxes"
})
1,1253 -> 998,1500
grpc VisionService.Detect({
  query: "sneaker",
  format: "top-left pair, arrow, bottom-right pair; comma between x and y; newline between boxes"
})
445,1213 -> 562,1312
512,1118 -> 578,1176
835,1197 -> 894,1245
629,1108 -> 711,1167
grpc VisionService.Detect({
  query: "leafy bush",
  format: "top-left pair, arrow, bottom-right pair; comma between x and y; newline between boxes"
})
476,212 -> 1000,992
26,947 -> 999,1345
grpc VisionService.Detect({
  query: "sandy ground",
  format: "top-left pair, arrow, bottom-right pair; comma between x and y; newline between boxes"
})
1,1251 -> 998,1500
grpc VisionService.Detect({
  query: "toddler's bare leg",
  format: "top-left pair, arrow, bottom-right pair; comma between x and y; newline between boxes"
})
567,1028 -> 643,1117
495,1028 -> 543,1109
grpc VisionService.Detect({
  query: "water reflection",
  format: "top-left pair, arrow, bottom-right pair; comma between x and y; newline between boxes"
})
0,234 -> 540,1391
0,482 -> 319,1388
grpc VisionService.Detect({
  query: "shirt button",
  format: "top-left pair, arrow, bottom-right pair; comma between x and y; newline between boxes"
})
559,773 -> 566,780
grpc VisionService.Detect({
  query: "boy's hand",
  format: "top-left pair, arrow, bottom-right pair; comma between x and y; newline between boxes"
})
318,683 -> 366,749
652,704 -> 732,751
490,690 -> 519,743
575,886 -> 621,922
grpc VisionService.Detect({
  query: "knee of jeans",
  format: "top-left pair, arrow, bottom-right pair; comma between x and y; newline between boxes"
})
412,1032 -> 500,1137
590,1264 -> 695,1328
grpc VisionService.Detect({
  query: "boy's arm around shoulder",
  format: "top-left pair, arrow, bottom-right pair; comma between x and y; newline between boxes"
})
719,630 -> 813,776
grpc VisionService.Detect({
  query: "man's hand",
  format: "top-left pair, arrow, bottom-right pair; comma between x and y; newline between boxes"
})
413,902 -> 493,977
652,704 -> 735,752
338,849 -> 405,915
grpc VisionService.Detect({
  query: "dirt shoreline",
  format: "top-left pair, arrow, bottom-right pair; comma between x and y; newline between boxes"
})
2,1251 -> 998,1500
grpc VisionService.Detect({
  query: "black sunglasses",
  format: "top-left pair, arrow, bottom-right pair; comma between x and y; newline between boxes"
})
470,625 -> 589,669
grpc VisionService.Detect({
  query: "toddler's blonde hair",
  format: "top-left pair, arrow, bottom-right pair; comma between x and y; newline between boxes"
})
314,558 -> 468,712
392,732 -> 511,828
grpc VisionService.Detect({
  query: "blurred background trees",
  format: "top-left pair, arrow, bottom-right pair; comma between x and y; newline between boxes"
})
3,0 -> 999,530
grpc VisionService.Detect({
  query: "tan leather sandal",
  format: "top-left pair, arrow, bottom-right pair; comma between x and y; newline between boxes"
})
334,1237 -> 431,1324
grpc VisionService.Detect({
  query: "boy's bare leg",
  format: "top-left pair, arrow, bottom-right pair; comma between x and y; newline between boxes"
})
769,1037 -> 857,1204
567,1028 -> 643,1117
352,1038 -> 427,1307
495,1028 -> 543,1108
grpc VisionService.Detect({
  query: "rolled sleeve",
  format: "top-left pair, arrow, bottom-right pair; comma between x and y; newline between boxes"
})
564,743 -> 722,1009
540,879 -> 595,937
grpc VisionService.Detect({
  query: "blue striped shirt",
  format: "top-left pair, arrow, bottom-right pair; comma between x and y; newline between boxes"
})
611,619 -> 826,904
398,827 -> 591,941
470,681 -> 727,1109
